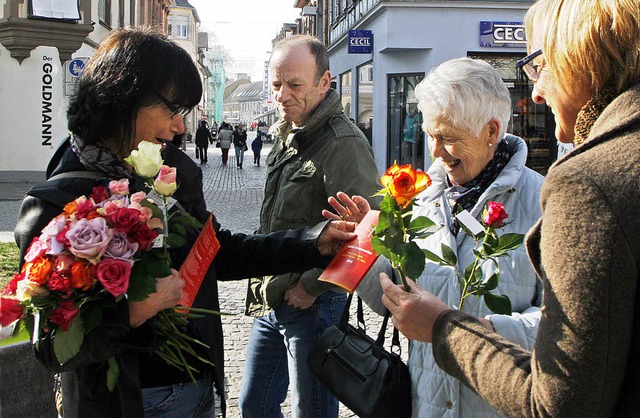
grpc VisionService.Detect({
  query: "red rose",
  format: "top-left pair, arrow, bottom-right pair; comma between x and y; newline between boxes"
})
110,207 -> 142,233
75,199 -> 96,219
129,222 -> 159,251
47,271 -> 72,293
95,258 -> 131,297
3,273 -> 24,296
91,185 -> 109,203
0,297 -> 24,327
483,201 -> 508,228
49,300 -> 79,331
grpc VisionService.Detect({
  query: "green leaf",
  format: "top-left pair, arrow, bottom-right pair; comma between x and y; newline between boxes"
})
166,233 -> 188,249
170,213 -> 203,229
483,272 -> 500,291
170,223 -> 187,237
374,211 -> 391,234
423,248 -> 446,265
128,262 -> 158,302
441,244 -> 457,266
379,193 -> 397,213
483,293 -> 512,315
400,241 -> 425,281
106,357 -> 120,392
408,216 -> 436,235
53,316 -> 84,365
82,305 -> 104,333
371,236 -> 392,259
497,233 -> 525,252
139,198 -> 164,219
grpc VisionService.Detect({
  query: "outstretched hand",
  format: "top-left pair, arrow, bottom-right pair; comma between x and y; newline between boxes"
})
316,220 -> 358,257
322,191 -> 371,223
380,272 -> 450,343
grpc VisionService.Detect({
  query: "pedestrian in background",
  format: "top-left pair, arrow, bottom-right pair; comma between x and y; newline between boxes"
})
13,28 -> 359,418
195,119 -> 212,164
217,122 -> 233,165
379,0 -> 640,416
233,124 -> 247,169
239,34 -> 381,418
251,131 -> 263,166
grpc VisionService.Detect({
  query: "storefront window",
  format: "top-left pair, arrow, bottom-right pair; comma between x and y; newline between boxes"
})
387,74 -> 425,170
357,63 -> 373,144
340,71 -> 352,118
470,53 -> 557,175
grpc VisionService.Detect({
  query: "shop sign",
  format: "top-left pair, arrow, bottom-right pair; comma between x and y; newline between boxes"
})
348,30 -> 373,54
480,21 -> 526,48
64,58 -> 88,96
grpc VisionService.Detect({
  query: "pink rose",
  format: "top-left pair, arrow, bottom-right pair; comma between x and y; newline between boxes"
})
483,201 -> 509,228
91,185 -> 109,203
153,165 -> 177,197
108,179 -> 130,196
47,271 -> 72,293
24,238 -> 48,263
105,230 -> 139,259
66,217 -> 113,264
95,258 -> 131,297
130,191 -> 147,204
41,215 -> 68,242
49,301 -> 79,331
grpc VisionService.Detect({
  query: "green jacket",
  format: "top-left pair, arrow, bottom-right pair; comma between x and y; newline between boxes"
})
245,89 -> 381,317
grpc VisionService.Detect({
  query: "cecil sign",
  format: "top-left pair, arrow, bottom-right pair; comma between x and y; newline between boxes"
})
348,30 -> 373,54
479,21 -> 526,48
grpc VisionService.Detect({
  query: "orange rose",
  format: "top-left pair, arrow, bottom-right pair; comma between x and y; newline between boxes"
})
23,256 -> 53,285
380,163 -> 432,208
63,201 -> 78,216
70,261 -> 95,291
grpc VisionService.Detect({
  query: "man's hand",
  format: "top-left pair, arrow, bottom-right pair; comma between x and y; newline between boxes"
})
129,269 -> 184,328
316,220 -> 357,256
284,280 -> 316,310
322,191 -> 371,223
380,272 -> 450,342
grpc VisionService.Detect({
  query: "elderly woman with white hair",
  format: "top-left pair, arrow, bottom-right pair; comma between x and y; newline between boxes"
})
327,57 -> 544,417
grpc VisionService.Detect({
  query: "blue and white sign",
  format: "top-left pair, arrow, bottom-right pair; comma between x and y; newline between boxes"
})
480,21 -> 526,48
348,30 -> 373,54
64,57 -> 88,96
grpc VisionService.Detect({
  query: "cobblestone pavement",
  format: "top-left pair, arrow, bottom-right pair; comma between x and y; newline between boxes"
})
0,141 -> 408,417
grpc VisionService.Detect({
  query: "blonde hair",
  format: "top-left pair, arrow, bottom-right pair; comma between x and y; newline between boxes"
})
525,0 -> 640,95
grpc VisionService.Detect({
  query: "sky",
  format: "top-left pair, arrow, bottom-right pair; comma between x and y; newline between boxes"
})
188,0 -> 302,81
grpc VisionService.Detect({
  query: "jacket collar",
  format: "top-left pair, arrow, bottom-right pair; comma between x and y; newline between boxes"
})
552,83 -> 640,168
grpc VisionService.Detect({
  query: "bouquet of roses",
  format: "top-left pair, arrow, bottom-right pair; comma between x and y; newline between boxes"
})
371,163 -> 523,315
0,141 -> 216,390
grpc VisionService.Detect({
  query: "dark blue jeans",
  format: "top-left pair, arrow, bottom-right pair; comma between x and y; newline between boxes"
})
239,291 -> 348,418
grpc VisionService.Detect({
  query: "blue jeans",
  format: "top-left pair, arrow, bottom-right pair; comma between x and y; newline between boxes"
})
142,376 -> 216,418
239,291 -> 348,418
235,146 -> 245,166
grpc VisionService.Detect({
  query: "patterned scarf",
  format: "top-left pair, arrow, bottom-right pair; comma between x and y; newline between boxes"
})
446,138 -> 511,235
70,134 -> 134,180
574,86 -> 616,146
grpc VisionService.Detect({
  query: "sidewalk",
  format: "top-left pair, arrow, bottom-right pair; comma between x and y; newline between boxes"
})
0,141 -> 402,417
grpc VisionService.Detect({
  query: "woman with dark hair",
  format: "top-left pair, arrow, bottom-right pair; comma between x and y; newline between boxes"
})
14,28 -> 355,418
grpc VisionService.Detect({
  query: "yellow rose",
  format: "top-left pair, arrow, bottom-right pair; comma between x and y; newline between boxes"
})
125,141 -> 164,178
153,165 -> 178,197
380,163 -> 431,208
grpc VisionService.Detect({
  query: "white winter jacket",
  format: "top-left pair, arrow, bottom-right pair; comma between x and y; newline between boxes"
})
358,135 -> 544,417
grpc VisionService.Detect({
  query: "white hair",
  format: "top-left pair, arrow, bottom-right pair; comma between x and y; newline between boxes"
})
414,57 -> 512,140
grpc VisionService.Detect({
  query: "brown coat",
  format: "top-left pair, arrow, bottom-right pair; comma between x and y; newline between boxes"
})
432,83 -> 640,417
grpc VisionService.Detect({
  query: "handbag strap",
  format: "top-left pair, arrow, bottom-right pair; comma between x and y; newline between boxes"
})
338,292 -> 394,349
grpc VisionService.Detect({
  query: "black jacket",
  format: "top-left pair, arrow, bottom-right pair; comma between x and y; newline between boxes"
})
14,137 -> 331,418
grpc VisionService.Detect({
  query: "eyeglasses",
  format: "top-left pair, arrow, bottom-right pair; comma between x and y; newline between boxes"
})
155,92 -> 192,118
517,49 -> 543,82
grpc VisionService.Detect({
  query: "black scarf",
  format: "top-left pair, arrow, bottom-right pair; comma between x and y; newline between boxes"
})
446,138 -> 511,235
70,134 -> 134,180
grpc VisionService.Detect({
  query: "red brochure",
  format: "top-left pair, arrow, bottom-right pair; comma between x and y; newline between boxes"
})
178,214 -> 220,307
318,210 -> 380,293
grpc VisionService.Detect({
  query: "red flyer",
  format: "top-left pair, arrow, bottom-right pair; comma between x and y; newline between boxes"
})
318,210 -> 380,293
178,214 -> 220,307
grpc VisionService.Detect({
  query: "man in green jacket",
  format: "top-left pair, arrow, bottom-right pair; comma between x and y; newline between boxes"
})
239,35 -> 381,418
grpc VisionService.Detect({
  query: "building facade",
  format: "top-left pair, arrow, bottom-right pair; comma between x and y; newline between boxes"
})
320,0 -> 556,175
0,0 -> 208,176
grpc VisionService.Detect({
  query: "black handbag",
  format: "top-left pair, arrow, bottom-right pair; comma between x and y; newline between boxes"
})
307,293 -> 412,418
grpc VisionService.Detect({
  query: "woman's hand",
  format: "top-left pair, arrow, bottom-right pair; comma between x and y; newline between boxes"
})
316,220 -> 357,256
322,191 -> 371,223
380,272 -> 450,342
128,269 -> 185,328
